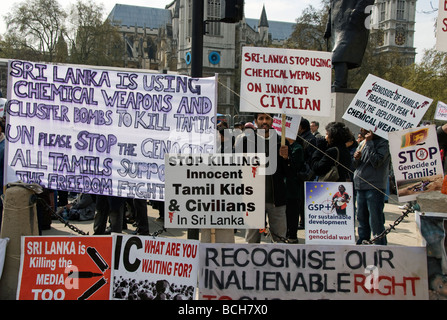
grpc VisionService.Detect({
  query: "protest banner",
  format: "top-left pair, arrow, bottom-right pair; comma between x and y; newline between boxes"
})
17,236 -> 113,300
272,114 -> 301,140
5,60 -> 217,201
342,74 -> 433,139
239,47 -> 331,116
305,182 -> 355,244
436,0 -> 447,52
164,153 -> 265,229
199,243 -> 428,300
434,100 -> 447,121
112,234 -> 199,300
389,125 -> 443,202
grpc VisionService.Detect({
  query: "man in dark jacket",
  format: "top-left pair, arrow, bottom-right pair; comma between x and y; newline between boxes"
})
324,0 -> 375,88
296,118 -> 317,229
353,129 -> 390,245
242,113 -> 290,243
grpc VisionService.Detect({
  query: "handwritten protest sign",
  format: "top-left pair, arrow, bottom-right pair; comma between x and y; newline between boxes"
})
5,60 -> 217,201
240,47 -> 331,116
164,153 -> 265,229
342,74 -> 432,139
435,101 -> 447,121
17,236 -> 113,300
272,114 -> 301,140
305,182 -> 355,244
389,125 -> 443,202
112,235 -> 199,300
199,243 -> 428,300
436,0 -> 447,52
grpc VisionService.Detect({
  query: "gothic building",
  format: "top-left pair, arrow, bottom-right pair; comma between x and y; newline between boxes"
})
107,1 -> 295,115
107,0 -> 417,116
370,0 -> 417,65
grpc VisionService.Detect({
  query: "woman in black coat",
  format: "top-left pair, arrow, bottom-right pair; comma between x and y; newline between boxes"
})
311,122 -> 352,182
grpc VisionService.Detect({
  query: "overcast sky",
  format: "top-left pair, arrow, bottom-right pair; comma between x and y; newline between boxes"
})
0,0 -> 440,63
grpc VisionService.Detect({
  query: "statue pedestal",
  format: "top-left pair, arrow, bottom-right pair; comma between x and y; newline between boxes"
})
332,89 -> 361,136
305,88 -> 360,135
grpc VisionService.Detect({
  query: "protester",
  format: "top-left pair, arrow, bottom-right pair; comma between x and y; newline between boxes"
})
233,122 -> 256,153
345,131 -> 358,182
353,128 -> 391,245
131,199 -> 150,235
357,130 -> 365,144
217,127 -> 233,153
311,122 -> 352,182
298,118 -> 317,163
296,118 -> 317,229
94,195 -> 126,235
63,193 -> 96,221
243,113 -> 290,243
151,200 -> 165,221
285,136 -> 304,243
310,121 -> 322,138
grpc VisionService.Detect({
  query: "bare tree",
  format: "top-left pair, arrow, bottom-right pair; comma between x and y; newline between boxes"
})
66,0 -> 123,66
5,0 -> 67,62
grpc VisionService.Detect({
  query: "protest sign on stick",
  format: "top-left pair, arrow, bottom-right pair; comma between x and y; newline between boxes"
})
272,113 -> 301,141
434,101 -> 447,121
240,47 -> 332,117
342,74 -> 432,139
164,153 -> 265,229
5,60 -> 217,201
389,125 -> 443,202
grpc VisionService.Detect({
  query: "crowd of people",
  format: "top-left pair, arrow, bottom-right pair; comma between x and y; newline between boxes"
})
217,114 -> 391,245
0,108 -> 392,245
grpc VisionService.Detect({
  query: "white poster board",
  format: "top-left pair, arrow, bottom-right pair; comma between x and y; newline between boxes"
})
434,101 -> 447,121
272,114 -> 301,140
389,125 -> 443,202
199,243 -> 428,300
436,0 -> 447,52
240,47 -> 332,116
342,74 -> 432,139
164,153 -> 266,229
305,181 -> 355,244
112,234 -> 199,300
5,60 -> 217,201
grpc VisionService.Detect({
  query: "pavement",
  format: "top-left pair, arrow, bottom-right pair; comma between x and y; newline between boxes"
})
42,194 -> 422,247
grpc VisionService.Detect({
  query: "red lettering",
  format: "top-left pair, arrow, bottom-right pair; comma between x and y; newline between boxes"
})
354,274 -> 421,296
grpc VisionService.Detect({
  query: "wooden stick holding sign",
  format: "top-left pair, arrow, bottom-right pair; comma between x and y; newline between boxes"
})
281,114 -> 286,146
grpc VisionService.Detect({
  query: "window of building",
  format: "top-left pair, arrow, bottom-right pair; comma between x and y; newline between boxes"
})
397,0 -> 405,20
187,0 -> 192,37
380,1 -> 386,21
207,0 -> 221,36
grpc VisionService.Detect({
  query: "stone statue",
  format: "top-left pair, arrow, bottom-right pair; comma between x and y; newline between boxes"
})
324,0 -> 375,89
